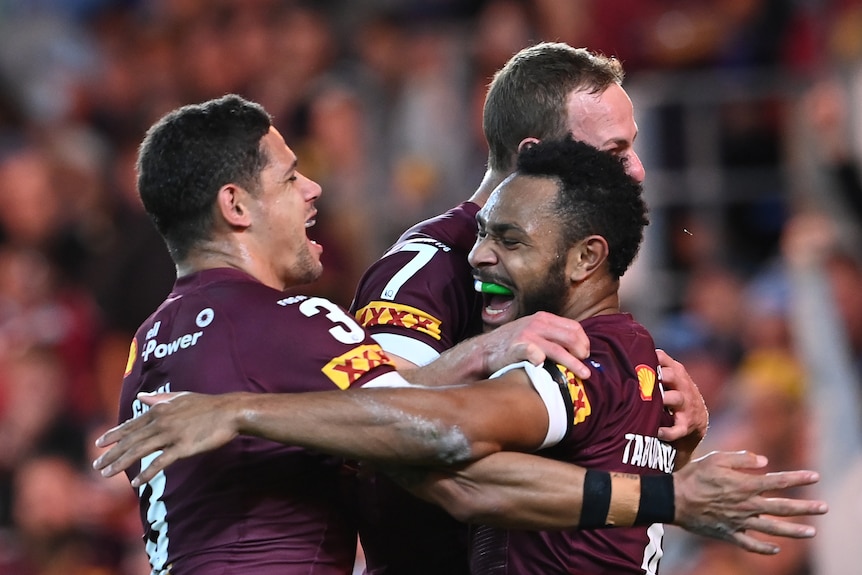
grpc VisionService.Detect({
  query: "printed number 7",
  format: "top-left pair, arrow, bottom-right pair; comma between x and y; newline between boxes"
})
381,243 -> 438,300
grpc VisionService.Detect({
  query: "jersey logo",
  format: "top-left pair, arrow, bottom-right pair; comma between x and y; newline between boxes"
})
636,364 -> 658,401
354,302 -> 442,341
125,338 -> 137,377
322,344 -> 396,390
555,364 -> 592,425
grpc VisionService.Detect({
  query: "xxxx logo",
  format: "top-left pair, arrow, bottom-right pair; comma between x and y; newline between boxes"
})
354,302 -> 442,340
322,345 -> 396,390
556,364 -> 592,425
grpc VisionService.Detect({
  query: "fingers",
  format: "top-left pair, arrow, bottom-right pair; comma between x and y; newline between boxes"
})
130,451 -> 178,487
93,421 -> 169,478
507,313 -> 592,379
137,391 -> 182,406
697,449 -> 769,471
744,515 -> 818,538
759,469 -> 821,491
657,390 -> 687,441
729,531 -> 781,555
754,495 -> 828,519
529,342 -> 591,380
661,389 -> 684,411
656,420 -> 688,442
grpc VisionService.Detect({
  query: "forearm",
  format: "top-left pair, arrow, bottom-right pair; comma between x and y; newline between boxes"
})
401,452 -> 671,530
233,377 -> 549,463
234,388 -> 478,464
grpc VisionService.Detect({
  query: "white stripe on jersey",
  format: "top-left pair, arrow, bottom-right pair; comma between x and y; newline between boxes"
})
490,361 -> 570,450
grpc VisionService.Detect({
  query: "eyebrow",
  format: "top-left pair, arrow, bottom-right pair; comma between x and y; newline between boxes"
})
477,213 -> 525,235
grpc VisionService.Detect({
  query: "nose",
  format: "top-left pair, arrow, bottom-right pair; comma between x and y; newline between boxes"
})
468,235 -> 496,268
624,151 -> 645,183
303,173 -> 322,201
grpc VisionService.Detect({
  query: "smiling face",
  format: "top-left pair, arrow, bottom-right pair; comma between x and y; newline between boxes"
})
468,174 -> 571,330
251,127 -> 324,289
567,83 -> 644,183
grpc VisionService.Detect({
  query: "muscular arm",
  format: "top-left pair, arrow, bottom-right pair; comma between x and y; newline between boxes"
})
94,369 -> 557,486
399,451 -> 826,555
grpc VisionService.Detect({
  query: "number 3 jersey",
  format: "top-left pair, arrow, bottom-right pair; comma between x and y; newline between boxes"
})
471,313 -> 676,575
118,268 -> 397,575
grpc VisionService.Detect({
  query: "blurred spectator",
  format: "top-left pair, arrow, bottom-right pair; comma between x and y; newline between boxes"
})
782,212 -> 862,575
0,0 -> 852,571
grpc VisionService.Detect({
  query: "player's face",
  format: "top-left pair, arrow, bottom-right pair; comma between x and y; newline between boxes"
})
566,83 -> 645,183
254,127 -> 324,289
469,174 -> 570,331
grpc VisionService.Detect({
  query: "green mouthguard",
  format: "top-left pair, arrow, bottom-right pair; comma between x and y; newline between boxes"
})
475,280 -> 513,296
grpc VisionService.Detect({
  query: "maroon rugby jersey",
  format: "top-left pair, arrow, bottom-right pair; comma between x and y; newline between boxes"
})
118,268 -> 397,575
349,202 -> 482,574
470,313 -> 675,575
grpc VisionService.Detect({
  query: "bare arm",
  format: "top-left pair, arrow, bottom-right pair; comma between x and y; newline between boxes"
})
401,450 -> 826,554
94,370 -> 555,486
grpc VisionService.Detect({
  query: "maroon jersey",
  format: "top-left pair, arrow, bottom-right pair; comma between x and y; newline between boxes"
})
470,314 -> 676,575
118,268 -> 397,575
350,201 -> 483,366
349,203 -> 482,574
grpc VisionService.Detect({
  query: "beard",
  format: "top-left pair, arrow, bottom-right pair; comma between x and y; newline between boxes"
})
290,244 -> 324,286
519,255 -> 568,318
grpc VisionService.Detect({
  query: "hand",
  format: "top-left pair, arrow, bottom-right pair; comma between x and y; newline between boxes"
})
780,212 -> 837,269
93,391 -> 241,487
656,349 -> 708,465
478,312 -> 591,379
673,450 -> 827,554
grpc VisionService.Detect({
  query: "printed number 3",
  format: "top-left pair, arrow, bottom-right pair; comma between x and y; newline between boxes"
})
299,297 -> 365,345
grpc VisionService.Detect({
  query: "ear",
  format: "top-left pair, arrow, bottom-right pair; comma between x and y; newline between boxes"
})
567,235 -> 609,283
215,184 -> 252,229
517,137 -> 541,153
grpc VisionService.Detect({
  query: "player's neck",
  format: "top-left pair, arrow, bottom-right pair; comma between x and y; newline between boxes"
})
563,280 -> 621,322
468,168 -> 513,207
177,242 -> 279,289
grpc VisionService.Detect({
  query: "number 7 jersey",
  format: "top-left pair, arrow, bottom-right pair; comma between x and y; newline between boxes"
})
119,267 -> 397,575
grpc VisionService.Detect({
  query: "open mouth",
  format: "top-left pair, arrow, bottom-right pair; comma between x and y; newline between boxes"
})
305,212 -> 321,249
474,279 -> 515,324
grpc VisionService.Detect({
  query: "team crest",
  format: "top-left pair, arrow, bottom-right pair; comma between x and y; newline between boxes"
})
556,364 -> 592,425
636,364 -> 657,401
322,344 -> 396,390
354,301 -> 442,341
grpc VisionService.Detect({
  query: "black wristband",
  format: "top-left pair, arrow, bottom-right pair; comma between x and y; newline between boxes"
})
635,474 -> 675,525
580,469 -> 611,528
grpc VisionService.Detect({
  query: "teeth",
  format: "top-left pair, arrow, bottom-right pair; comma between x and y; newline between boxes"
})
484,306 -> 506,316
305,219 -> 316,228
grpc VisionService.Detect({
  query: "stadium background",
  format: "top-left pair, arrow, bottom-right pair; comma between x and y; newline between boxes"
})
0,0 -> 858,573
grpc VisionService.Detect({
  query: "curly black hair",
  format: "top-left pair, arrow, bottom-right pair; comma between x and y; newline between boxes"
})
516,136 -> 649,279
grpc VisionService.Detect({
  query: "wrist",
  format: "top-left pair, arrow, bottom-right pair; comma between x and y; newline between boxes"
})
579,470 -> 675,528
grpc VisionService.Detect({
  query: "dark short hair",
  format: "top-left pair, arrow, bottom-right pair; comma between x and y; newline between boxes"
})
136,94 -> 272,261
484,42 -> 624,173
515,136 -> 648,279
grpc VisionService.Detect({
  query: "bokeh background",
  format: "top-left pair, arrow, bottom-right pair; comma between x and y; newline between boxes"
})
0,0 -> 859,573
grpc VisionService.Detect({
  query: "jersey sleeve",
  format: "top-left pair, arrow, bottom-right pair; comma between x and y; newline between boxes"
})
488,361 -> 573,449
237,293 -> 398,393
350,237 -> 479,366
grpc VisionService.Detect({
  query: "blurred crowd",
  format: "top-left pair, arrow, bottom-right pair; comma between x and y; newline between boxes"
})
0,0 -> 860,573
